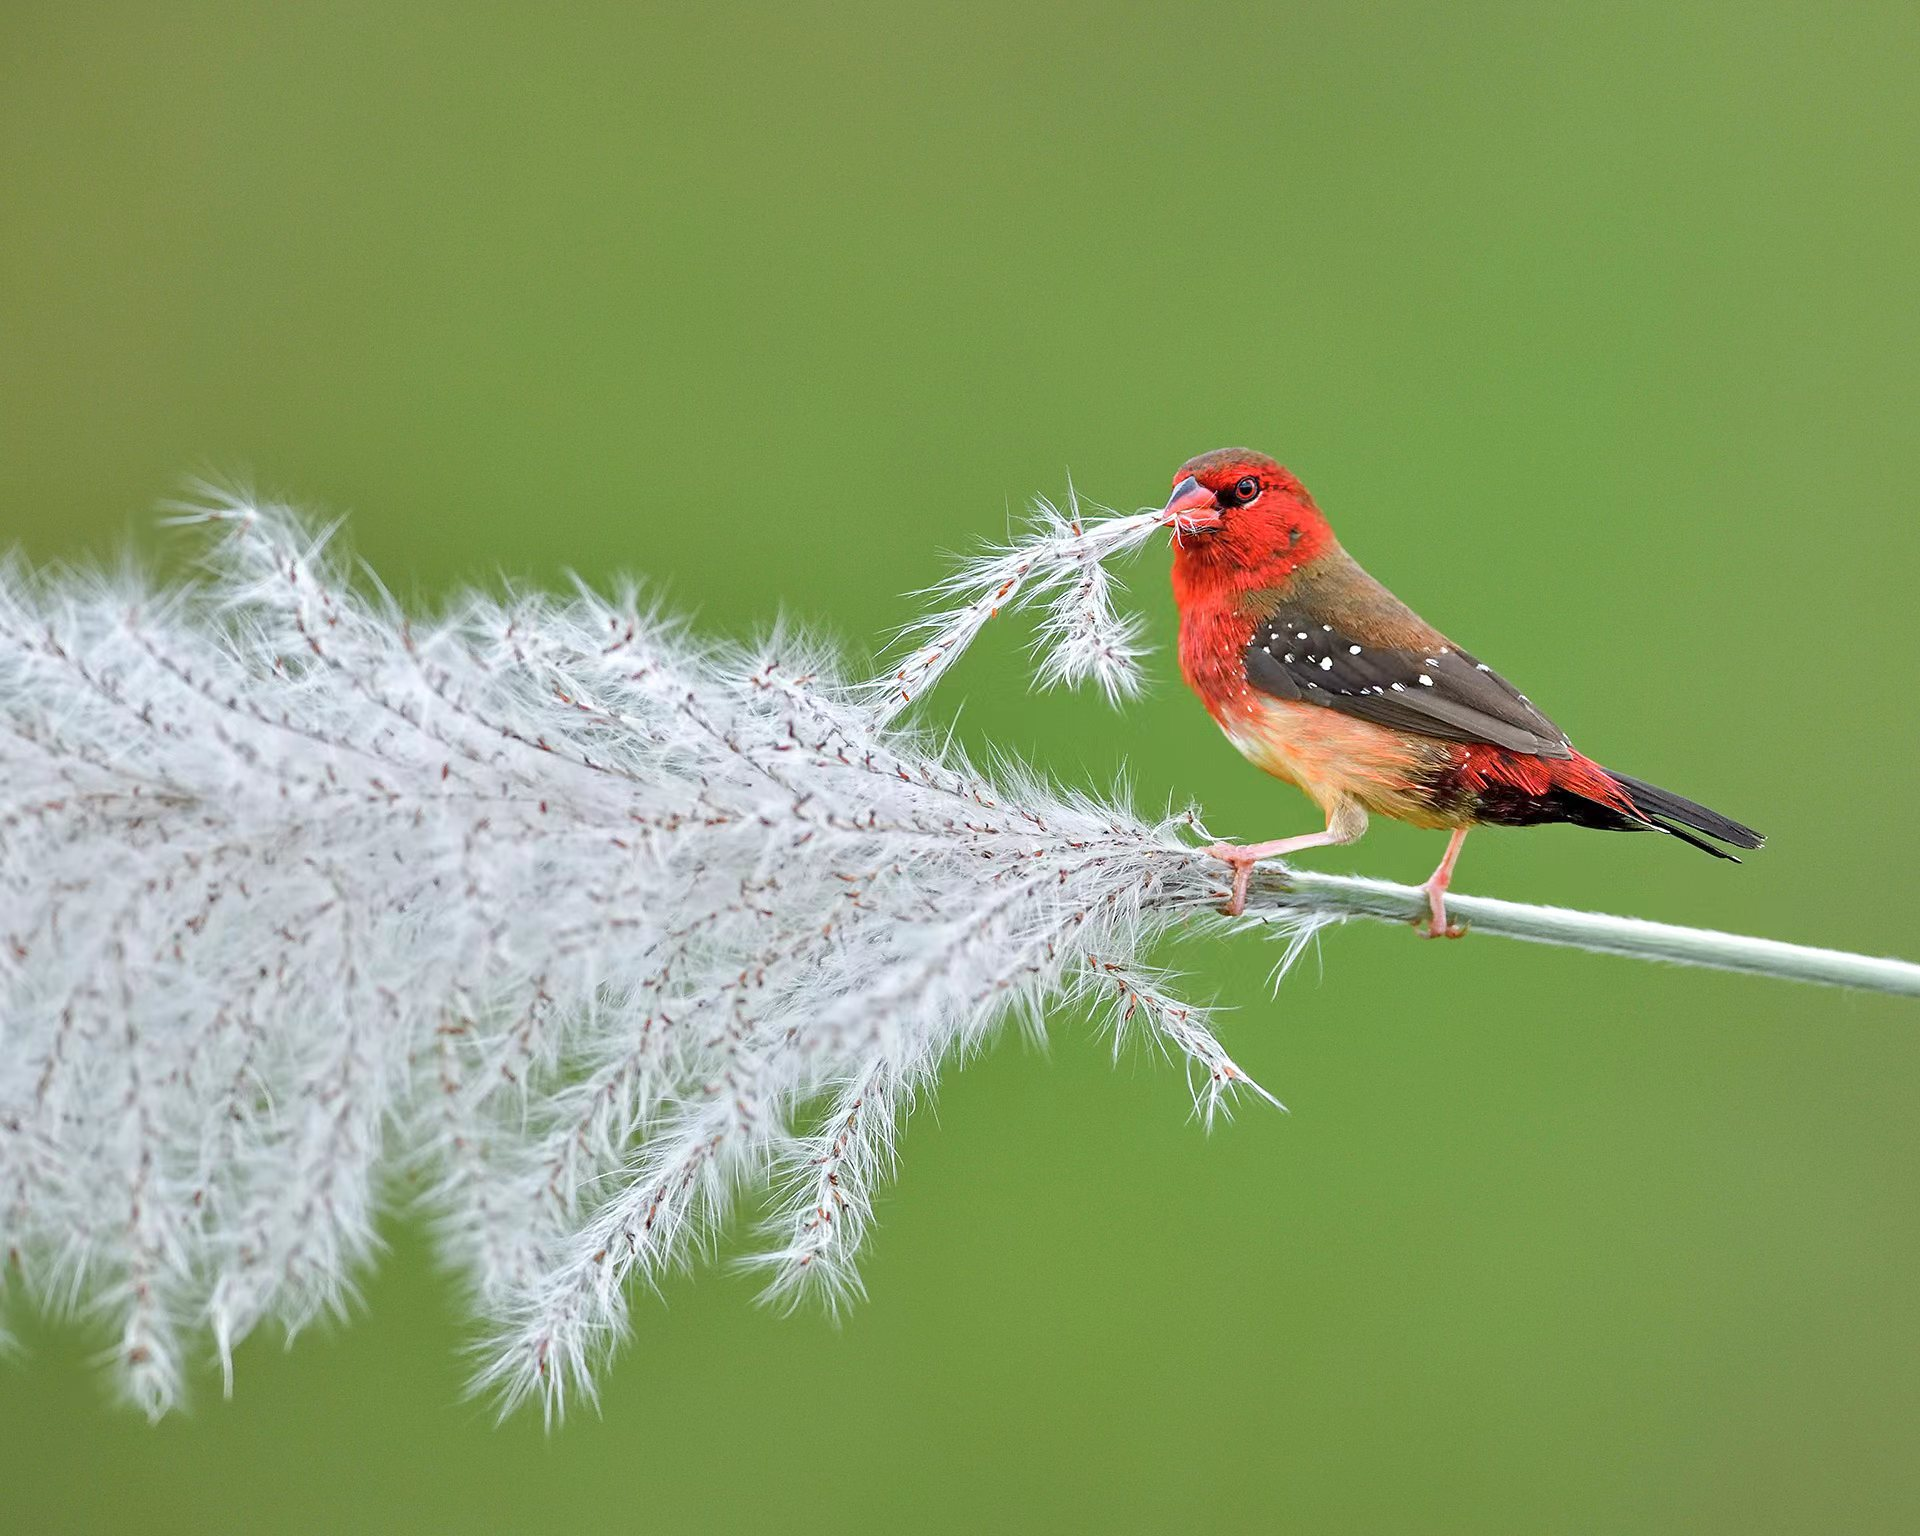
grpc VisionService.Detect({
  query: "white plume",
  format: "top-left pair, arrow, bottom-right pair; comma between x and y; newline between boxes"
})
871,483 -> 1165,720
0,488 -> 1295,1421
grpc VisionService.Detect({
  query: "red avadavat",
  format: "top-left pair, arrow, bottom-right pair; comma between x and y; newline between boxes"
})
1162,449 -> 1762,934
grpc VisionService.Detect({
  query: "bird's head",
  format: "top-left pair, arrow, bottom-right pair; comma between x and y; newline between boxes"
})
1159,448 -> 1336,591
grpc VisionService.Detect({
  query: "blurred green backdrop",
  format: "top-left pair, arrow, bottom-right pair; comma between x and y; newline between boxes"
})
4,3 -> 1918,1531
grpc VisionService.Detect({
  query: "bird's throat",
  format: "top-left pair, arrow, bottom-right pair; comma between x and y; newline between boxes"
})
1170,530 -> 1332,612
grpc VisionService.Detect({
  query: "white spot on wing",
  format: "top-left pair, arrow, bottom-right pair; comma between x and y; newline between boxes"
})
1417,674 -> 1433,686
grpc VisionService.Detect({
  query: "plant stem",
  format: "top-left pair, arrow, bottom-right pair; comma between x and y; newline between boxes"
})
1244,869 -> 1920,998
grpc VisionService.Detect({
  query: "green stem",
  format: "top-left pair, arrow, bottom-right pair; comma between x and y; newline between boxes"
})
1253,869 -> 1920,999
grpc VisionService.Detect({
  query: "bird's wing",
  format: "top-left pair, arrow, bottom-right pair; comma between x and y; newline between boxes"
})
1243,610 -> 1573,759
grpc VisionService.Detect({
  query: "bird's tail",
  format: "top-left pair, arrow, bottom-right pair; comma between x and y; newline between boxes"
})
1605,770 -> 1765,861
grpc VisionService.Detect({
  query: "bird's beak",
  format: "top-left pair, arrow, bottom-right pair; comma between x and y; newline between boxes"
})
1159,476 -> 1222,533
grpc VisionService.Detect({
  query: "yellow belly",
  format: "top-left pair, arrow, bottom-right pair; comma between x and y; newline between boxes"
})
1219,695 -> 1460,830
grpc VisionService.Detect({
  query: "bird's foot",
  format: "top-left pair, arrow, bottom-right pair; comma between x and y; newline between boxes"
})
1415,881 -> 1467,940
1204,843 -> 1259,917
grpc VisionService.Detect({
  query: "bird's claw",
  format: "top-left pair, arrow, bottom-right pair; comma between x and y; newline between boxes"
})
1415,884 -> 1468,940
1204,842 -> 1257,917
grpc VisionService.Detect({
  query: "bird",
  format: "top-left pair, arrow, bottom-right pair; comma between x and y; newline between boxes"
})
1159,448 -> 1763,935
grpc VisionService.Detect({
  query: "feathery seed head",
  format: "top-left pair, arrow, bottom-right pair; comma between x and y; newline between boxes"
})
0,489 -> 1289,1419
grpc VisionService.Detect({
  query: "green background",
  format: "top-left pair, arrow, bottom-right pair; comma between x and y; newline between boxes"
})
4,3 -> 1918,1531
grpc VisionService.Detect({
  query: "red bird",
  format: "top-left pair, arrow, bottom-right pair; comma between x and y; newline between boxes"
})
1161,448 -> 1763,934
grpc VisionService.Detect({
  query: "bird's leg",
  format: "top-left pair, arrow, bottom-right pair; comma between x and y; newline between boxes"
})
1417,827 -> 1471,939
1207,801 -> 1367,917
1209,832 -> 1340,917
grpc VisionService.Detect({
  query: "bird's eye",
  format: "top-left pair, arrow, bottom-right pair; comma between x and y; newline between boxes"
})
1231,476 -> 1261,503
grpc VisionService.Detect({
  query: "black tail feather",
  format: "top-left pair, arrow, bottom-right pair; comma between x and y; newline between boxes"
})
1643,814 -> 1743,861
1607,770 -> 1765,858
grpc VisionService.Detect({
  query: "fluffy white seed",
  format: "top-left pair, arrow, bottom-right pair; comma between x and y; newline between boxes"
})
0,490 -> 1293,1421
